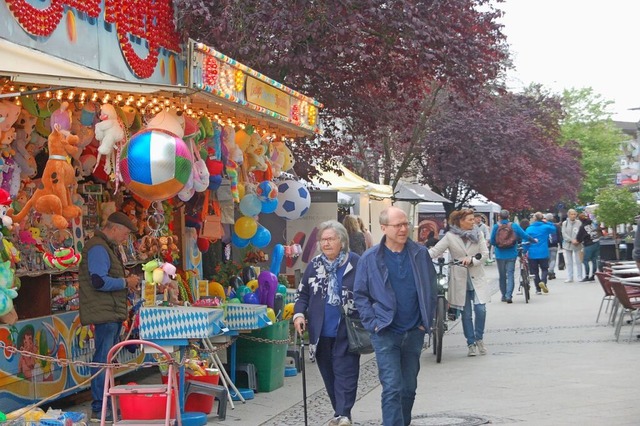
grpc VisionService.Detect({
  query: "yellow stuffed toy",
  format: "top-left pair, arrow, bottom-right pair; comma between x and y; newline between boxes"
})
8,125 -> 82,229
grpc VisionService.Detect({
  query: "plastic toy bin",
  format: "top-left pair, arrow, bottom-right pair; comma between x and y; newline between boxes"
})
161,372 -> 220,413
235,320 -> 289,392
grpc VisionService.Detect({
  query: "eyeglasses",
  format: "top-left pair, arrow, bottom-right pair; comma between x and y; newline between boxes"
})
320,236 -> 339,244
385,222 -> 410,230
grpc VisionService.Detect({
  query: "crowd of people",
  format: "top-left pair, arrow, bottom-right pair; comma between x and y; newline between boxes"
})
293,205 -> 605,426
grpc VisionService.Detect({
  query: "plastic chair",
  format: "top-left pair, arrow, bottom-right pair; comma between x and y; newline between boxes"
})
594,272 -> 616,324
184,380 -> 228,420
101,339 -> 182,426
610,281 -> 640,343
235,363 -> 258,391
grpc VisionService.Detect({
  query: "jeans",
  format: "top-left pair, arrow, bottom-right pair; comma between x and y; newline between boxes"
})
462,289 -> 486,346
315,336 -> 360,419
582,243 -> 600,277
564,249 -> 583,281
548,247 -> 558,274
91,322 -> 121,413
528,258 -> 549,291
496,258 -> 516,300
371,327 -> 425,426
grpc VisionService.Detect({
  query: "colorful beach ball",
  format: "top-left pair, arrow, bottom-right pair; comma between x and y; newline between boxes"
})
120,129 -> 193,201
256,180 -> 278,201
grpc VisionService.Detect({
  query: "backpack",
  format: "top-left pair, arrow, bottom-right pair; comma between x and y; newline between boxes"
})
495,222 -> 517,248
548,226 -> 559,245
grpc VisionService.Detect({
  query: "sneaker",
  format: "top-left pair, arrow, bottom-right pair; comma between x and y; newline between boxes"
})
91,410 -> 113,422
501,296 -> 507,302
329,416 -> 341,426
506,299 -> 513,304
588,275 -> 596,281
476,340 -> 487,355
549,273 -> 556,280
539,281 -> 549,293
536,291 -> 542,295
564,279 -> 574,283
467,344 -> 477,357
337,417 -> 352,426
579,277 -> 590,282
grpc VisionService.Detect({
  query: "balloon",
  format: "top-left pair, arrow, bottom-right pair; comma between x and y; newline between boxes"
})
246,279 -> 259,292
208,281 -> 226,300
270,244 -> 285,274
282,303 -> 295,320
266,307 -> 276,323
257,271 -> 278,308
277,284 -> 287,297
275,180 -> 311,220
236,285 -> 251,301
243,292 -> 260,304
228,275 -> 244,290
250,225 -> 271,248
256,181 -> 278,201
227,298 -> 241,304
239,194 -> 262,216
237,182 -> 246,199
242,266 -> 257,283
261,198 -> 278,214
197,238 -> 210,253
226,288 -> 237,299
231,231 -> 251,248
234,216 -> 258,239
274,293 -> 284,320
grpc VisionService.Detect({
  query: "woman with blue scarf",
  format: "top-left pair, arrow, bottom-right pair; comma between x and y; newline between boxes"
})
429,209 -> 490,357
294,220 -> 361,426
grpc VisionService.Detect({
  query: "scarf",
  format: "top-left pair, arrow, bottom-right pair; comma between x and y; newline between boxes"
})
449,225 -> 480,244
320,251 -> 347,306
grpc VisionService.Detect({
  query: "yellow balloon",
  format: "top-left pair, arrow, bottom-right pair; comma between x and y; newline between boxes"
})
234,216 -> 258,239
282,303 -> 295,320
266,307 -> 276,323
246,279 -> 259,292
237,182 -> 246,199
208,281 -> 226,300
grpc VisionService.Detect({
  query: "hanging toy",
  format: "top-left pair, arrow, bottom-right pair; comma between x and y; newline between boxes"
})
42,230 -> 81,270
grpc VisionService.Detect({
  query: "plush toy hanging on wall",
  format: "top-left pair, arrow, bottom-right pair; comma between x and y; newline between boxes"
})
8,126 -> 82,229
94,103 -> 125,177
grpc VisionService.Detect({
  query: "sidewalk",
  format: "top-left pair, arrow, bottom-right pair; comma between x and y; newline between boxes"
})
60,263 -> 640,425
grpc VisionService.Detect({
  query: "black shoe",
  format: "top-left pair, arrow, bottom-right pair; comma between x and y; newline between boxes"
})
501,296 -> 507,302
506,299 -> 513,304
579,277 -> 590,282
91,410 -> 113,422
588,275 -> 595,281
548,273 -> 555,280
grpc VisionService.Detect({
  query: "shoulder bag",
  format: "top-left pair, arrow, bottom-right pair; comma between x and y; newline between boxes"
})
343,308 -> 374,354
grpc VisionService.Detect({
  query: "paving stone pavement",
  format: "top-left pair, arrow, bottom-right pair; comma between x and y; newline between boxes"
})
60,261 -> 640,425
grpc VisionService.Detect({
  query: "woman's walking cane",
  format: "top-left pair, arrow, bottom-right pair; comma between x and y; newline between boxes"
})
299,332 -> 308,426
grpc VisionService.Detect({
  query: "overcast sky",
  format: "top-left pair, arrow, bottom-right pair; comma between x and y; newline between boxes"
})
499,0 -> 640,123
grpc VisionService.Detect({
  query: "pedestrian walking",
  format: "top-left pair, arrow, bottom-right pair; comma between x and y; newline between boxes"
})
545,213 -> 562,280
576,213 -> 600,281
525,212 -> 558,294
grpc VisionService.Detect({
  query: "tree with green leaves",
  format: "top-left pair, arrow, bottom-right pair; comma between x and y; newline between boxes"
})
560,88 -> 627,204
595,186 -> 638,259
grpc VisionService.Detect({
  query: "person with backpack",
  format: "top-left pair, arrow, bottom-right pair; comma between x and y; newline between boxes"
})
525,212 -> 560,295
490,209 -> 536,303
545,213 -> 563,280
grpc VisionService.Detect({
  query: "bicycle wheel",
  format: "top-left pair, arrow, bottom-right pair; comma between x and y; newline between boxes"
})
435,297 -> 446,363
521,267 -> 530,303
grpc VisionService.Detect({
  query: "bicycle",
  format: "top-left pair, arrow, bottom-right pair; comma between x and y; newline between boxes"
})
517,242 -> 533,303
431,254 -> 480,363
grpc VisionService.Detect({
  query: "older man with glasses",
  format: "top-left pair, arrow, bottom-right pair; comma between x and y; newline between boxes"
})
354,206 -> 437,426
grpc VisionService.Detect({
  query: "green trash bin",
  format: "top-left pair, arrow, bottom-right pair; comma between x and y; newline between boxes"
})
235,320 -> 290,392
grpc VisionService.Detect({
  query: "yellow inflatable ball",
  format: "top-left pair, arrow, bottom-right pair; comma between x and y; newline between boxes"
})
266,307 -> 276,323
237,182 -> 246,199
282,303 -> 295,320
246,279 -> 259,292
208,281 -> 226,300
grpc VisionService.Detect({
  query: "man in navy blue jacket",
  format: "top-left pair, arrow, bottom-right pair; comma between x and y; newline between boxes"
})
354,206 -> 437,426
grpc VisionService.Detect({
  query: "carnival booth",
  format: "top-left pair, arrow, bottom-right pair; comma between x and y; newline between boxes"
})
0,0 -> 322,417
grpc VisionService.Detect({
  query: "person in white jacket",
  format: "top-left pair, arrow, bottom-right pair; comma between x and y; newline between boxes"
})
429,208 -> 490,357
561,209 -> 584,282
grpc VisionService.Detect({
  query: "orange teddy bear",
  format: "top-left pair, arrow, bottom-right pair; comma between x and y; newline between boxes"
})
8,125 -> 82,229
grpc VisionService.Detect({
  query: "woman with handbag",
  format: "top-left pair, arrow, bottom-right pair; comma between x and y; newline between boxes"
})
429,208 -> 490,357
293,220 -> 361,426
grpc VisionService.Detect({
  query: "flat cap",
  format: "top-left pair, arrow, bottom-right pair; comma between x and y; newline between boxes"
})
107,212 -> 137,232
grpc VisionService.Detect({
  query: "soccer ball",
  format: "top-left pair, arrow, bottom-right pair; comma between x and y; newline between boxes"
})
275,180 -> 311,220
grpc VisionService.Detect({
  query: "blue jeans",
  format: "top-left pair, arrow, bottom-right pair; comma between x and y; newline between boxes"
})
582,242 -> 600,277
496,258 -> 516,300
91,322 -> 121,413
528,258 -> 549,292
462,289 -> 486,346
315,336 -> 360,419
371,327 -> 425,426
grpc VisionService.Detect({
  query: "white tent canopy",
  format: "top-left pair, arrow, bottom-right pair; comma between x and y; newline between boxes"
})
312,165 -> 393,199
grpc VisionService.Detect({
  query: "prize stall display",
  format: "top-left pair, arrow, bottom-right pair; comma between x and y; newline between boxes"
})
0,4 -> 323,415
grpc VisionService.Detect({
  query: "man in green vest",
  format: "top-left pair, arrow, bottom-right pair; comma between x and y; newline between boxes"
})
79,212 -> 140,421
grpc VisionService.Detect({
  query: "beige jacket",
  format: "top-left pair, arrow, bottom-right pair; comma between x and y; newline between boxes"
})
428,231 -> 490,308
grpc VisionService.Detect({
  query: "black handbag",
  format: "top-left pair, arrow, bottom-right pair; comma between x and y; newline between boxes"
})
558,252 -> 566,270
343,310 -> 374,354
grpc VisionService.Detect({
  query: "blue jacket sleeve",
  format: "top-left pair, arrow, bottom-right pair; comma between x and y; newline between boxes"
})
353,253 -> 376,333
490,224 -> 498,246
87,246 -> 126,292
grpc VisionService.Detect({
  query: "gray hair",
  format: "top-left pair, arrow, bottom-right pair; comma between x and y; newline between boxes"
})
317,220 -> 349,253
499,209 -> 510,220
545,213 -> 555,222
379,206 -> 407,225
533,212 -> 544,222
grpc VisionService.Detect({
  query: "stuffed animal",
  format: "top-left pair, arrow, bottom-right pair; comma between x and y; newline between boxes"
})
50,101 -> 72,132
142,259 -> 162,284
0,189 -> 13,235
0,128 -> 16,157
8,126 -> 82,229
94,104 -> 125,176
147,110 -> 184,138
0,259 -> 18,324
0,101 -> 21,133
